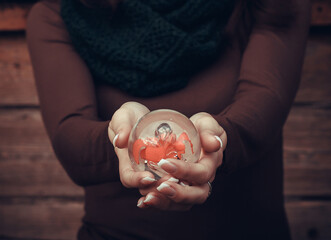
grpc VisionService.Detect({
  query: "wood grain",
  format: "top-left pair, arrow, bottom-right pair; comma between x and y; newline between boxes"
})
0,4 -> 33,31
295,34 -> 331,104
286,201 -> 331,240
0,159 -> 83,197
0,109 -> 83,197
283,107 -> 331,196
311,0 -> 331,26
0,199 -> 83,240
0,35 -> 38,106
283,107 -> 331,152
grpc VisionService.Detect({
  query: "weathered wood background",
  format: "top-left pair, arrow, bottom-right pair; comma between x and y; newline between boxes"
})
0,1 -> 331,239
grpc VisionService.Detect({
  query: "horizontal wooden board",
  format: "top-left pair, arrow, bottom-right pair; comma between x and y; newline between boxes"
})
0,109 -> 47,147
283,107 -> 331,152
285,167 -> 331,197
286,201 -> 331,240
0,199 -> 330,240
0,199 -> 83,240
283,107 -> 331,196
311,0 -> 331,26
0,3 -> 33,31
0,32 -> 331,106
0,109 -> 83,197
295,34 -> 331,104
0,159 -> 83,197
0,34 -> 38,106
0,106 -> 330,197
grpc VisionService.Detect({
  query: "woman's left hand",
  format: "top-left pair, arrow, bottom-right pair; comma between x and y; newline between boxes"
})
137,112 -> 227,211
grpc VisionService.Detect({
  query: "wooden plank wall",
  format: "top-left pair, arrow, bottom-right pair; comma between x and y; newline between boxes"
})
0,1 -> 331,240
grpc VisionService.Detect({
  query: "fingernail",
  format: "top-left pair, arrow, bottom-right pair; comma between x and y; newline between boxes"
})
141,176 -> 156,184
158,159 -> 177,173
157,182 -> 176,196
180,182 -> 188,187
167,177 -> 179,183
137,199 -> 144,208
215,135 -> 223,149
144,194 -> 155,204
157,182 -> 170,191
113,134 -> 119,148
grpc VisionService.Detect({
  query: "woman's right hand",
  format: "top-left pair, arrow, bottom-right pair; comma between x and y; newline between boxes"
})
108,102 -> 157,188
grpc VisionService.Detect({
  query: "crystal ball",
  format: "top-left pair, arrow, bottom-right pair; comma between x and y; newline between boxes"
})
128,109 -> 201,178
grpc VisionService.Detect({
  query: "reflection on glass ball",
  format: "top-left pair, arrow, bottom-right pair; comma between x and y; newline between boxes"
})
128,109 -> 201,178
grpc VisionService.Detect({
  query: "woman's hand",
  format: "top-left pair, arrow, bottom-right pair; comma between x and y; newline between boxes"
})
137,112 -> 227,211
108,102 -> 158,188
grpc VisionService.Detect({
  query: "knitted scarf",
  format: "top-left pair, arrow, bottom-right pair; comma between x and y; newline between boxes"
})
61,0 -> 235,97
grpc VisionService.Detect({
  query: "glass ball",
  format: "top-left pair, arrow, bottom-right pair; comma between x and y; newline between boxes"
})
128,109 -> 201,178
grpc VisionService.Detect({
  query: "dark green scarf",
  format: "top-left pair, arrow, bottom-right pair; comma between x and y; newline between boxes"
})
61,0 -> 235,97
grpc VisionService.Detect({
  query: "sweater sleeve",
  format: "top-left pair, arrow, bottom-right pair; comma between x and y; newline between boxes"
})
215,0 -> 311,175
26,2 -> 119,186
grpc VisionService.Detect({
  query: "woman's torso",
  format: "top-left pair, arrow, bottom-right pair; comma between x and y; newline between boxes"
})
37,1 -> 290,239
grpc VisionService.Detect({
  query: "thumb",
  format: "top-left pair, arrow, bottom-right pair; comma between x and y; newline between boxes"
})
108,102 -> 150,148
190,112 -> 226,153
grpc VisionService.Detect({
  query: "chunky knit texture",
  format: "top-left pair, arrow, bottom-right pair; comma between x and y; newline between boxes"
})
61,0 -> 235,97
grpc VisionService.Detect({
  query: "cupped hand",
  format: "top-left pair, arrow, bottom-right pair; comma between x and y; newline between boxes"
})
137,112 -> 227,211
108,102 -> 158,188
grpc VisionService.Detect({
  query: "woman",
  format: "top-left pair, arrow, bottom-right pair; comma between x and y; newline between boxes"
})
27,0 -> 310,239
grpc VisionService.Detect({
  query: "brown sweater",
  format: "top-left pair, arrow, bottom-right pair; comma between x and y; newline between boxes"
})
26,1 -> 310,239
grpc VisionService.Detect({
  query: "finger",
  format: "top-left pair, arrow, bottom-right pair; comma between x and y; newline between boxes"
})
117,148 -> 156,188
108,102 -> 149,148
157,152 -> 220,185
137,194 -> 163,209
139,176 -> 180,196
108,108 -> 133,148
190,112 -> 226,153
139,192 -> 192,211
137,196 -> 149,209
107,126 -> 118,147
215,131 -> 227,152
140,192 -> 169,209
156,181 -> 210,205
